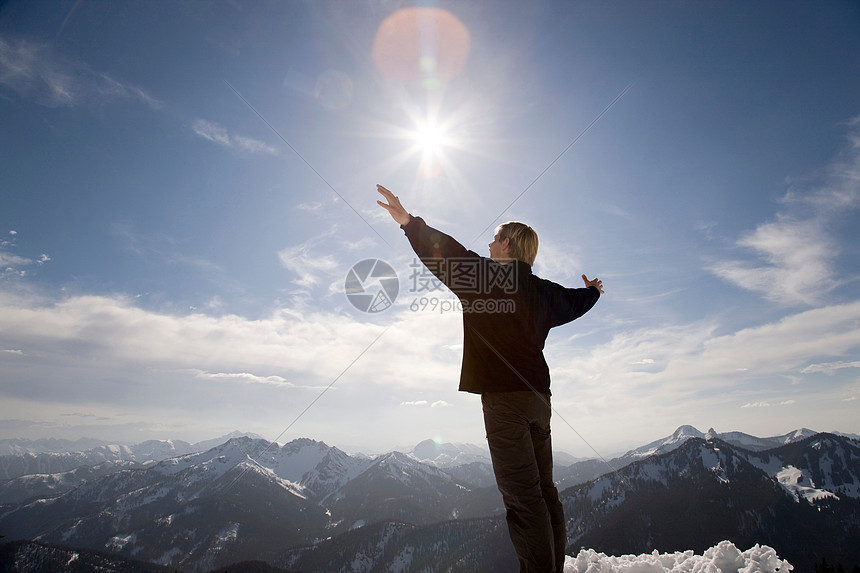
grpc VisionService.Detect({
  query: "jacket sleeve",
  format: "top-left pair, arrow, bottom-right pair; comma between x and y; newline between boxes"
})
546,283 -> 601,328
402,216 -> 476,261
401,216 -> 483,295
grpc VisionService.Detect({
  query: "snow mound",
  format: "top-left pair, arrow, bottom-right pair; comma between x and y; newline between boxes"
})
564,540 -> 792,572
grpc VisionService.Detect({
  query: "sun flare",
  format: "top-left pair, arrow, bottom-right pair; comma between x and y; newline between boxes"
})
412,120 -> 449,155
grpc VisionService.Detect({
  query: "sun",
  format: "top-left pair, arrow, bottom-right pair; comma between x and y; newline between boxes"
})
411,119 -> 449,156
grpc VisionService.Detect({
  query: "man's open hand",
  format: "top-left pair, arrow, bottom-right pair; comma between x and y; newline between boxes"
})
376,184 -> 411,227
582,274 -> 604,294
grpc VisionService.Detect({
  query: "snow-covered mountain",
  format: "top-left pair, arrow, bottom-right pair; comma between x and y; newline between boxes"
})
561,432 -> 860,571
409,438 -> 490,467
1,427 -> 857,571
0,438 -> 333,571
553,425 -> 827,492
0,459 -> 142,505
0,431 -> 264,481
0,437 -> 503,571
617,425 -> 819,461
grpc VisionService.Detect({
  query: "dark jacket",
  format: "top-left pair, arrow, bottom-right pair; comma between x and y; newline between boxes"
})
402,216 -> 600,394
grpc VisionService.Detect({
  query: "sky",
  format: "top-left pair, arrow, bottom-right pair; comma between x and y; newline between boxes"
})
1,0 -> 859,458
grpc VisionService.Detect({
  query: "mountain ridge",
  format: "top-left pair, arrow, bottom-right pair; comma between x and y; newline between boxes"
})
1,426 -> 857,571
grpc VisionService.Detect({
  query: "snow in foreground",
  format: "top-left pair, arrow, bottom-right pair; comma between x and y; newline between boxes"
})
564,540 -> 792,572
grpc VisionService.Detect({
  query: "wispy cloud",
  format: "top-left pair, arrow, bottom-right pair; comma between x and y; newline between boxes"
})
742,400 -> 796,408
277,229 -> 344,290
1,276 -> 856,450
708,118 -> 860,306
801,361 -> 860,375
401,400 -> 450,408
0,35 -> 161,108
548,300 -> 860,440
191,369 -> 294,387
708,218 -> 836,306
0,230 -> 50,277
192,118 -> 279,156
0,287 -> 467,444
533,235 -> 583,284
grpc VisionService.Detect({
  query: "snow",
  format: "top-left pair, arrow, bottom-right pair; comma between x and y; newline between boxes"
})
775,465 -> 839,503
106,532 -> 137,553
215,521 -> 239,544
564,541 -> 792,572
700,449 -> 729,483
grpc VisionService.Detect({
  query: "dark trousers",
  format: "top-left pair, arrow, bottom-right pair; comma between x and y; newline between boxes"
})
482,391 -> 566,573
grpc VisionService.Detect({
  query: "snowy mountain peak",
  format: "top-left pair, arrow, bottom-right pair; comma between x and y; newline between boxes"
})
673,425 -> 706,439
410,439 -> 491,468
618,425 -> 829,461
621,425 -> 707,460
283,437 -> 330,452
785,428 -> 817,442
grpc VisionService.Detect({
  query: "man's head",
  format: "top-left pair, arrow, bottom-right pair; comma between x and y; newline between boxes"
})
490,221 -> 539,265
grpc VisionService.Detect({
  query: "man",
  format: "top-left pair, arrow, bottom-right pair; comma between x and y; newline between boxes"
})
376,184 -> 603,573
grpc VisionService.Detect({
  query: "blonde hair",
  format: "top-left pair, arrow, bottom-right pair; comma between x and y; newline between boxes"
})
497,221 -> 539,265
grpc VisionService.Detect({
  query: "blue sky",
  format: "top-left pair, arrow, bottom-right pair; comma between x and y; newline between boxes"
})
1,0 -> 859,457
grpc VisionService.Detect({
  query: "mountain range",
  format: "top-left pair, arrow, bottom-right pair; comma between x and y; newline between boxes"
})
0,426 -> 858,572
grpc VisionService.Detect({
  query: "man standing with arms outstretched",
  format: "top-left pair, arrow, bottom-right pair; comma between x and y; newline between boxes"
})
377,184 -> 603,573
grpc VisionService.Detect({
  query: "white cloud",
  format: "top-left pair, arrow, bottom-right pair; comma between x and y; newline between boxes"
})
0,241 -> 51,275
192,118 -> 230,146
0,252 -> 31,267
708,218 -> 835,306
192,118 -> 279,156
399,399 -> 450,408
1,277 -> 857,452
708,118 -> 860,306
801,361 -> 860,375
234,135 -> 279,155
278,243 -> 341,289
547,300 -> 860,446
533,235 -> 583,283
191,369 -> 293,387
742,400 -> 795,409
0,35 -> 161,108
0,286 -> 473,447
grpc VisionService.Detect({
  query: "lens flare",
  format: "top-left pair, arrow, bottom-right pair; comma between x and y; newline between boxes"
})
372,8 -> 470,87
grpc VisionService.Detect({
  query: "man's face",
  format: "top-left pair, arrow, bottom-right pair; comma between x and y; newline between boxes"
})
489,231 -> 509,263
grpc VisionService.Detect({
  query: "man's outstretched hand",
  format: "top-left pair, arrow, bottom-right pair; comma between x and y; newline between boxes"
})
377,184 -> 411,227
582,274 -> 605,294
